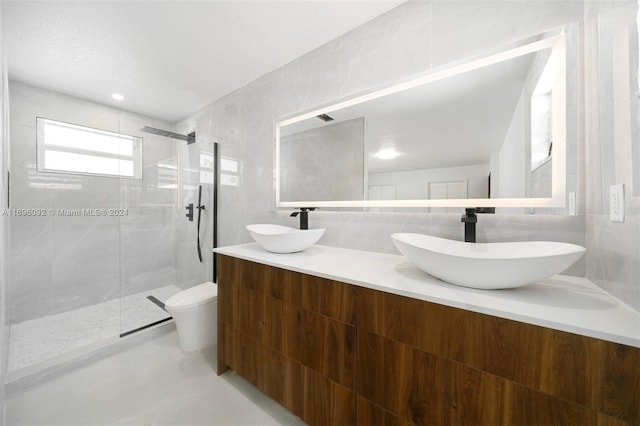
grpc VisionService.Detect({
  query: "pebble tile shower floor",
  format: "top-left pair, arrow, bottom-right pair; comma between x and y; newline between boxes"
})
8,285 -> 181,373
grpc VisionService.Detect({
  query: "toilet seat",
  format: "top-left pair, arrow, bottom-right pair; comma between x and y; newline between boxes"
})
165,281 -> 217,311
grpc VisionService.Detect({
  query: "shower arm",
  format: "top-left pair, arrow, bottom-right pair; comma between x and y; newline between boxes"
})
139,126 -> 196,145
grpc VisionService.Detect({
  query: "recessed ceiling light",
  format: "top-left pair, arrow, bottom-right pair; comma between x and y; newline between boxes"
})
374,147 -> 401,160
112,93 -> 124,101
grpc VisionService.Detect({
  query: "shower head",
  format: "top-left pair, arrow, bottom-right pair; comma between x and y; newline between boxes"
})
140,126 -> 196,144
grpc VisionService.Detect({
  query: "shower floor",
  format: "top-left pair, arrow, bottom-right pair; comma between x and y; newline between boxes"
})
8,285 -> 181,375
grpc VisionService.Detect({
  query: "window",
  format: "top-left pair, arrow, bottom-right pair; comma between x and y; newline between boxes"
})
220,156 -> 240,186
200,152 -> 214,184
37,118 -> 142,179
530,51 -> 555,172
530,93 -> 552,171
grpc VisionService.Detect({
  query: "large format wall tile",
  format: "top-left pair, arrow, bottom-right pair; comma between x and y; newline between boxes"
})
173,116 -> 216,289
50,215 -> 120,314
177,0 -> 592,260
430,1 -> 584,67
8,215 -> 54,322
587,214 -> 640,311
119,208 -> 177,296
338,1 -> 432,98
0,7 -> 9,416
8,81 -> 188,325
584,1 -> 639,310
183,1 -> 633,312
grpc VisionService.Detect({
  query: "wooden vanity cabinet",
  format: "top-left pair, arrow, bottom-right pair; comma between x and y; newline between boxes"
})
218,255 -> 356,425
218,254 -> 639,426
356,287 -> 639,426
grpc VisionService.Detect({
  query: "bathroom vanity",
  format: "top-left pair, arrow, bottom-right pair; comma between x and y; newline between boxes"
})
215,244 -> 639,426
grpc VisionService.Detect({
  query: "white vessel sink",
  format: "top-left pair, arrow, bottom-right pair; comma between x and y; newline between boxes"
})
391,233 -> 586,289
247,224 -> 325,254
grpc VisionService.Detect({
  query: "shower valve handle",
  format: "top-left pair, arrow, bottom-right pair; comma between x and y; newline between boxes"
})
186,203 -> 194,222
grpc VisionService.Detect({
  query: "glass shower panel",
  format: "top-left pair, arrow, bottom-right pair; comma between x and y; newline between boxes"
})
46,162 -> 121,344
117,116 -> 177,336
6,84 -> 125,378
174,135 -> 216,290
5,85 -> 216,379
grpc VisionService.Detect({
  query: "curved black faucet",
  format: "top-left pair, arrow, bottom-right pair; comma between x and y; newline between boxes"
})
461,208 -> 477,243
290,207 -> 315,230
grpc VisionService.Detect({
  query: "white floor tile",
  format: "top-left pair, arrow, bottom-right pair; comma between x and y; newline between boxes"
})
6,327 -> 304,426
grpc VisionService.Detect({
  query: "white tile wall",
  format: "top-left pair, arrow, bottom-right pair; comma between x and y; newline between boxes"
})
178,0 -> 637,310
1,2 -> 10,419
6,81 -> 204,325
584,1 -> 640,311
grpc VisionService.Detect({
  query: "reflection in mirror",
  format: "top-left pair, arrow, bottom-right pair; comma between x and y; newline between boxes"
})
528,49 -> 554,198
280,117 -> 364,201
276,32 -> 567,208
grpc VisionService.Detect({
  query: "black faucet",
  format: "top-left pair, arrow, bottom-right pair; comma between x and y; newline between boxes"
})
461,208 -> 477,243
290,208 -> 315,230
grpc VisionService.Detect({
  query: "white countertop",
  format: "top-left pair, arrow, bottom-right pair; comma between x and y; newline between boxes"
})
214,243 -> 640,348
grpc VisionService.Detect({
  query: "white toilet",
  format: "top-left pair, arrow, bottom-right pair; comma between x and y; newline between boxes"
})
165,281 -> 218,351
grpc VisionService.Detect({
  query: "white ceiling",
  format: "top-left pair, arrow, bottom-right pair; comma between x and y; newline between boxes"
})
2,0 -> 405,122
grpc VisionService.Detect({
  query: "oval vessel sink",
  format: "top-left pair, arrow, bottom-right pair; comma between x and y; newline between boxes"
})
247,224 -> 325,254
391,233 -> 586,289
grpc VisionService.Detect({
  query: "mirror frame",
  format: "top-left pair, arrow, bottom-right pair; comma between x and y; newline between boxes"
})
275,32 -> 567,209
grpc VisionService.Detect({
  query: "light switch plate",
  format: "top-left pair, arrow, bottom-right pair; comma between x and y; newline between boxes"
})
610,184 -> 625,223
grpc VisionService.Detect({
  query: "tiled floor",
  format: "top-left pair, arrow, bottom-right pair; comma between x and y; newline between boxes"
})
8,285 -> 181,373
6,326 -> 304,426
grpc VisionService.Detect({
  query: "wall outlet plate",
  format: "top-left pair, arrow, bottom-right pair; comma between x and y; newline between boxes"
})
609,184 -> 625,223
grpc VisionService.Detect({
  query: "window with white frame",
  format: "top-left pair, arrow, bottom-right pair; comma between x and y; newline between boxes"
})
530,92 -> 552,171
36,118 -> 142,179
530,51 -> 555,172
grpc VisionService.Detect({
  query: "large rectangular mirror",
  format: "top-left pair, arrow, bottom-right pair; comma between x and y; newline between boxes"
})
276,31 -> 568,209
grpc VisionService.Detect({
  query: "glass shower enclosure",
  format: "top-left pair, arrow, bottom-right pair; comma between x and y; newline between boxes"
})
6,82 -> 216,381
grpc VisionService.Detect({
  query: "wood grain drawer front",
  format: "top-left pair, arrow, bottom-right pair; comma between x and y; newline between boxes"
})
219,255 -> 303,364
356,396 -> 411,426
233,286 -> 301,360
303,366 -> 355,426
218,255 -> 356,425
301,310 -> 356,390
357,287 -> 640,425
224,326 -> 305,419
357,330 -> 632,426
302,274 -> 356,325
219,255 -> 302,304
219,256 -> 637,426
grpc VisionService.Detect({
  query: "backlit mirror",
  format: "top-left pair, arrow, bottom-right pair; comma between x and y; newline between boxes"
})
276,32 -> 568,209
